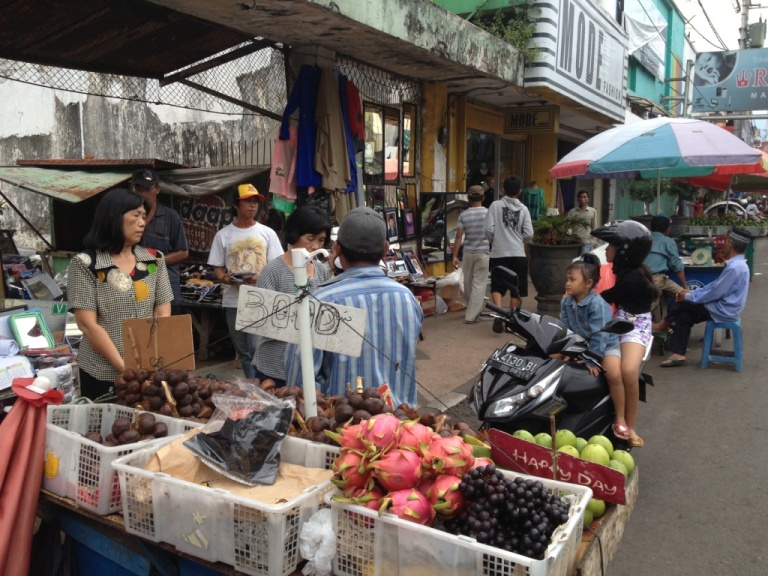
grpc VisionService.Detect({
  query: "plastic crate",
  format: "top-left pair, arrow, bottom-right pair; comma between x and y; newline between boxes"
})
113,435 -> 337,576
44,403 -> 203,515
327,471 -> 592,576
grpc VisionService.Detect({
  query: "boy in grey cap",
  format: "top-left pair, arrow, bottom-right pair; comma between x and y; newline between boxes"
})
285,207 -> 423,407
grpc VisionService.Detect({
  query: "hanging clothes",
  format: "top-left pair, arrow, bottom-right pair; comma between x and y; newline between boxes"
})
280,64 -> 322,188
314,68 -> 351,192
269,126 -> 298,201
346,79 -> 365,151
338,75 -> 359,199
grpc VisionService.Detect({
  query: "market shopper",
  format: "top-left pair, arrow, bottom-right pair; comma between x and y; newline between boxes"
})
208,184 -> 283,378
484,175 -> 533,334
593,220 -> 658,447
654,227 -> 751,368
253,206 -> 332,387
521,180 -> 545,220
452,185 -> 490,324
67,189 -> 174,400
129,169 -> 189,314
567,190 -> 598,255
645,215 -> 688,322
284,207 -> 423,407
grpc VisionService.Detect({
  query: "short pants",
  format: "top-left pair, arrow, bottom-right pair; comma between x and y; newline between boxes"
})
490,256 -> 528,297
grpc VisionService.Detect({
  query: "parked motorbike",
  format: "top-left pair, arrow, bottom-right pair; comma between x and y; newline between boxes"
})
469,267 -> 653,442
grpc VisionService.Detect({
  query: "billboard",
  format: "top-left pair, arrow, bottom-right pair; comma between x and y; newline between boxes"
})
692,48 -> 768,112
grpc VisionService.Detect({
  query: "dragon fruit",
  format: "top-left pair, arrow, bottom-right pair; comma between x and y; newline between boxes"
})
370,447 -> 423,492
379,488 -> 435,526
331,450 -> 372,493
333,485 -> 385,511
422,436 -> 475,477
360,413 -> 402,456
325,423 -> 366,452
398,421 -> 437,455
416,476 -> 435,497
425,474 -> 465,518
471,457 -> 494,470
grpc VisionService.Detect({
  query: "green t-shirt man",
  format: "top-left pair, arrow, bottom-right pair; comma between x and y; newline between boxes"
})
522,181 -> 546,220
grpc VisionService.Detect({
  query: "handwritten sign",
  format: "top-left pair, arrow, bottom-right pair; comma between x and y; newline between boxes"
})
235,286 -> 366,357
489,429 -> 627,504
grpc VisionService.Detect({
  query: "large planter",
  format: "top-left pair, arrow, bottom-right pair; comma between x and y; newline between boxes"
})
630,215 -> 653,231
669,215 -> 689,238
529,243 -> 582,315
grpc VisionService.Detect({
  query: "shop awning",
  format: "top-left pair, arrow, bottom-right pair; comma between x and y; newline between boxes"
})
0,164 -> 271,203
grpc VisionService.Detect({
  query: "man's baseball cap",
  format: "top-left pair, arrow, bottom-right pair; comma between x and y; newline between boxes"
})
468,185 -> 485,201
129,168 -> 159,188
237,183 -> 265,202
338,207 -> 387,255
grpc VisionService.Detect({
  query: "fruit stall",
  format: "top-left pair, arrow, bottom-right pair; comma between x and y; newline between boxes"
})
12,366 -> 642,576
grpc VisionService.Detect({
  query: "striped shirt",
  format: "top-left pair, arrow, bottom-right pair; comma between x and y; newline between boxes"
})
457,206 -> 490,253
253,257 -> 331,380
284,265 -> 423,407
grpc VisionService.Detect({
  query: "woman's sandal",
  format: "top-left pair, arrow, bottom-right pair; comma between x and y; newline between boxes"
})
612,422 -> 630,440
627,436 -> 645,448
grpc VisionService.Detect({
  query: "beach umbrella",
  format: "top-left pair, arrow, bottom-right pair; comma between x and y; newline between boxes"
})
676,148 -> 768,192
550,117 -> 764,213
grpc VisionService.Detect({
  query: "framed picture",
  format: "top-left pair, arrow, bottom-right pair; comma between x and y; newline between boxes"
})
384,208 -> 399,242
384,257 -> 409,278
403,250 -> 424,279
365,141 -> 376,163
401,209 -> 416,239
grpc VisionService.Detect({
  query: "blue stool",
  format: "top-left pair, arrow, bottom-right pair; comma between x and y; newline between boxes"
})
700,319 -> 743,372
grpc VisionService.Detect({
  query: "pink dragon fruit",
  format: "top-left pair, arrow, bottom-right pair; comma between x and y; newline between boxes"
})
416,476 -> 435,497
325,423 -> 366,452
398,421 -> 437,455
422,436 -> 475,477
333,485 -> 385,512
370,447 -> 424,492
331,450 -> 372,493
360,413 -> 402,456
425,474 -> 465,519
471,457 -> 494,470
379,488 -> 436,526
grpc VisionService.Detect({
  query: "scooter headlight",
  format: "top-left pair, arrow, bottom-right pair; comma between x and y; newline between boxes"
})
485,365 -> 564,418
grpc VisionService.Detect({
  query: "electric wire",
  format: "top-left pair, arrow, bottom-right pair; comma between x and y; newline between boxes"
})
697,0 -> 730,50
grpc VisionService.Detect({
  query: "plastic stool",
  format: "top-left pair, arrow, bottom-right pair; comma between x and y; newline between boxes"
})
700,319 -> 743,372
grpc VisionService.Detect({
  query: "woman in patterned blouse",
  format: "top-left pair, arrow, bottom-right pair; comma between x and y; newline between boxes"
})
68,189 -> 174,399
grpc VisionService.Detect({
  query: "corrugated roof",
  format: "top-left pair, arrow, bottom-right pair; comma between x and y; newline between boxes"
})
0,166 -> 129,202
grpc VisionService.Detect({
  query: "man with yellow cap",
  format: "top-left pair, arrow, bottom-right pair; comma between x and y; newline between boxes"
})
208,184 -> 284,377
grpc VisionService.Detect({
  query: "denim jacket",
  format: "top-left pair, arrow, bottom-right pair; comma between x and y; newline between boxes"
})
560,291 -> 619,365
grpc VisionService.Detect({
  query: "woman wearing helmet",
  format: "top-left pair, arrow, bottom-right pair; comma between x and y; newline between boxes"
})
592,220 -> 659,448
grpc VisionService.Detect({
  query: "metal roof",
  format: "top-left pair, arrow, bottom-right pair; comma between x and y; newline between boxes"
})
0,166 -> 130,203
0,0 -> 255,78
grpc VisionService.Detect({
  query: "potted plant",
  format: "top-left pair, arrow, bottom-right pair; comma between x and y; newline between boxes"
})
528,214 -> 582,314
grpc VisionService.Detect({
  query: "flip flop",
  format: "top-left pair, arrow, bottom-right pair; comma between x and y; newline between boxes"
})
627,436 -> 645,448
612,422 -> 630,440
660,357 -> 687,368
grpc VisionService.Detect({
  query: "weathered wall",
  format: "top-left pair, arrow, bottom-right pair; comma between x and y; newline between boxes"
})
0,61 -> 281,251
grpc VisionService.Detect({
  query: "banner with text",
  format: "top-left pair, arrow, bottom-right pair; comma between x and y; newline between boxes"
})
692,48 -> 768,112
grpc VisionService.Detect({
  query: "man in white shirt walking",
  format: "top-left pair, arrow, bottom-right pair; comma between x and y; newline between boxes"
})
568,190 -> 598,255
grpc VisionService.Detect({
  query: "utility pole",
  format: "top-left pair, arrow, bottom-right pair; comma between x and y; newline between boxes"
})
740,3 -> 750,49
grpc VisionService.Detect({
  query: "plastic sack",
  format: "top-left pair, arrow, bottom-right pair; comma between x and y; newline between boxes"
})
434,295 -> 448,315
183,379 -> 295,486
435,267 -> 463,289
300,508 -> 336,576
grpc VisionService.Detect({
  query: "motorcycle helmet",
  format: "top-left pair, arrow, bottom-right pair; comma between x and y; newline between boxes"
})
591,220 -> 652,270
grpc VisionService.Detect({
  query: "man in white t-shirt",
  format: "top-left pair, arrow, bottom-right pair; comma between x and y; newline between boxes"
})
208,184 -> 284,377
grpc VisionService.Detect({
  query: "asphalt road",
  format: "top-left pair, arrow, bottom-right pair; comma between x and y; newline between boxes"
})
414,239 -> 768,576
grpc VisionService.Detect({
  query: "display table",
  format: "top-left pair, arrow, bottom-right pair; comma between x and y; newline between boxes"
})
180,299 -> 222,361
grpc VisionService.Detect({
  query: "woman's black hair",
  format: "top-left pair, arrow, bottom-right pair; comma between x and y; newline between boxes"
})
83,189 -> 149,253
284,205 -> 332,246
566,252 -> 601,288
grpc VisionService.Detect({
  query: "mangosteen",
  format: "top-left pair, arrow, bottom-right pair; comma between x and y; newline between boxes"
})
153,422 -> 169,438
346,392 -> 363,409
360,397 -> 384,415
351,409 -> 372,424
83,431 -> 103,444
137,413 -> 157,435
361,387 -> 381,400
122,368 -> 137,382
111,417 -> 132,439
334,403 -> 354,424
118,429 -> 141,445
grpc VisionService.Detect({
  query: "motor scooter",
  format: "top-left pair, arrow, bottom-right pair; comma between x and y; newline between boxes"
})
469,267 -> 653,442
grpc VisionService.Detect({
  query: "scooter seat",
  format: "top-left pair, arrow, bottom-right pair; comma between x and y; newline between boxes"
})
559,363 -> 608,398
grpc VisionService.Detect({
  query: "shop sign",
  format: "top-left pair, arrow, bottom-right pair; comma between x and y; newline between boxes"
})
176,192 -> 234,262
692,48 -> 768,112
504,106 -> 559,133
524,0 -> 627,122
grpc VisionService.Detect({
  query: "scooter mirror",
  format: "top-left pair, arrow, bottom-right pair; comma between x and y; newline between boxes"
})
597,319 -> 635,335
490,266 -> 520,298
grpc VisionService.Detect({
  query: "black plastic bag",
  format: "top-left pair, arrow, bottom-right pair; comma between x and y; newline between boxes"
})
183,382 -> 294,486
29,520 -> 79,576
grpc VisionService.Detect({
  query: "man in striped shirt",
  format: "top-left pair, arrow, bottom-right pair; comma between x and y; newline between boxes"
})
452,185 -> 490,323
285,207 -> 423,407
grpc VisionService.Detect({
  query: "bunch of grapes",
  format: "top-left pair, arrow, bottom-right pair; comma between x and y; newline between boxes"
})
441,465 -> 571,560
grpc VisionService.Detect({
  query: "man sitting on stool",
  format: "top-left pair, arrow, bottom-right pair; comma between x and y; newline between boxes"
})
654,227 -> 750,368
645,215 -> 687,323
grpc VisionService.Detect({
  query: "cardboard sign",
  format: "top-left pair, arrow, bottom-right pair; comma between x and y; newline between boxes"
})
235,286 -> 366,357
490,429 -> 627,504
122,315 -> 195,371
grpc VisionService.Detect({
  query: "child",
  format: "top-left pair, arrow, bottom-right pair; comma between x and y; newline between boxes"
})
592,221 -> 658,448
560,254 -> 622,388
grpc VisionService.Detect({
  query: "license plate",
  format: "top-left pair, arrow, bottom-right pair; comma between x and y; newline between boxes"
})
490,350 -> 538,379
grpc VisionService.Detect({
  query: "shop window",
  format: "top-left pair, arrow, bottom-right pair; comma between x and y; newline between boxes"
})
402,103 -> 417,178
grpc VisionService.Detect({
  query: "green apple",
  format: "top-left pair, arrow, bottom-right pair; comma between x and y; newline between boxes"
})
611,450 -> 635,476
587,435 -> 614,458
513,429 -> 536,443
580,444 -> 610,467
554,429 -> 577,448
557,445 -> 580,458
587,498 -> 606,519
534,432 -> 552,448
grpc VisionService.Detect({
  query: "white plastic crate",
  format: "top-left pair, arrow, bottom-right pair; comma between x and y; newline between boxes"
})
113,435 -> 337,576
327,471 -> 592,576
43,403 -> 202,515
